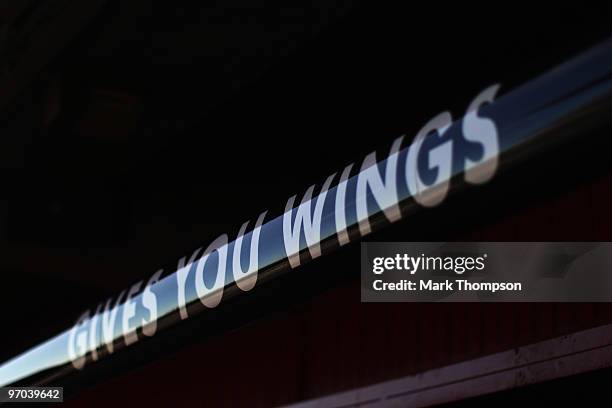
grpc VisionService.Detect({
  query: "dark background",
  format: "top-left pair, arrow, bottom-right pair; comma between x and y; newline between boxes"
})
1,2 -> 612,406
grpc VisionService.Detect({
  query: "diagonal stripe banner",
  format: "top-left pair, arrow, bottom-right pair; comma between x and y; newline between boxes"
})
2,38 -> 612,388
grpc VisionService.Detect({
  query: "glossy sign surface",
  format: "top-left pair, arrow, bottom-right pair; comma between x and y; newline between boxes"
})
1,39 -> 612,387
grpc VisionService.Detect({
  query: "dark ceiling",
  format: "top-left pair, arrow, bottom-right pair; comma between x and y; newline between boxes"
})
0,0 -> 356,361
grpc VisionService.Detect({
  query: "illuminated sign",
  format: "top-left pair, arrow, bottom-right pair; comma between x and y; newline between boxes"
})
1,38 -> 612,386
66,83 -> 501,369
